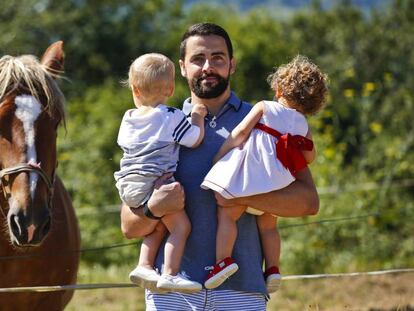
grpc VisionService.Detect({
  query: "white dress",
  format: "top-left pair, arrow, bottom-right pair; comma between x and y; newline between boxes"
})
201,100 -> 309,214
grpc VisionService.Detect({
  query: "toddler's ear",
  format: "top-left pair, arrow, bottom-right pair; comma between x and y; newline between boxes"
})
275,86 -> 282,99
167,85 -> 175,97
132,85 -> 140,97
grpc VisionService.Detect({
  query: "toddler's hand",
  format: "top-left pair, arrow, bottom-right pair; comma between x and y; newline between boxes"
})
192,103 -> 208,118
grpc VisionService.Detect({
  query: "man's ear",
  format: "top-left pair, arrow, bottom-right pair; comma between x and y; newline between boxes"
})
230,58 -> 236,75
179,59 -> 187,77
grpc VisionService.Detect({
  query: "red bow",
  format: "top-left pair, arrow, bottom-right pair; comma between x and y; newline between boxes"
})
254,123 -> 313,176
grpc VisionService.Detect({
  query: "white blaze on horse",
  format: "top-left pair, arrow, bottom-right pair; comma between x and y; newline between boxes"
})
0,42 -> 80,311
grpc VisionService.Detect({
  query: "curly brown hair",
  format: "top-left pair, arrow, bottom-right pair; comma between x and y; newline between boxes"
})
267,55 -> 328,115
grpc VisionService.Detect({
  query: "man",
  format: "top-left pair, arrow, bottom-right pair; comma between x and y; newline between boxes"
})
121,23 -> 319,310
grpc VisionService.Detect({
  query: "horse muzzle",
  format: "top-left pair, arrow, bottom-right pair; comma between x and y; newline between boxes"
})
7,204 -> 51,247
1,162 -> 55,246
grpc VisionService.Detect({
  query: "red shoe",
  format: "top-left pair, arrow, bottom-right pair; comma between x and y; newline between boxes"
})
264,266 -> 281,293
204,257 -> 239,289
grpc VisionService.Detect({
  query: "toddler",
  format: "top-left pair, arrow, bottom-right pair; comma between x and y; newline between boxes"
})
114,53 -> 207,292
201,55 -> 328,292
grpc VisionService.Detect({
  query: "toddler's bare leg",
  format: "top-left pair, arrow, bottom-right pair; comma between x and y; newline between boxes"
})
216,205 -> 246,262
161,209 -> 191,275
138,221 -> 168,269
257,213 -> 280,269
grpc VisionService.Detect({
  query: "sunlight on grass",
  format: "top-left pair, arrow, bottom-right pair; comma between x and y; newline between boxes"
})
66,264 -> 146,311
67,265 -> 414,310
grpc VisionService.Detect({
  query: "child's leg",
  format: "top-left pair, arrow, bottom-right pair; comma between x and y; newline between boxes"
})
160,209 -> 191,276
157,210 -> 202,292
257,213 -> 281,293
204,204 -> 246,289
257,213 -> 280,270
138,221 -> 168,269
216,205 -> 246,262
130,221 -> 167,287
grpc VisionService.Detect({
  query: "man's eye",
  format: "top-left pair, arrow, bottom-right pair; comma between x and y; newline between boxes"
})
192,57 -> 204,64
212,57 -> 225,65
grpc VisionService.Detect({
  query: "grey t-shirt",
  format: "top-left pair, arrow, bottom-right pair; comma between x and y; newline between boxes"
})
114,104 -> 200,180
154,92 -> 267,295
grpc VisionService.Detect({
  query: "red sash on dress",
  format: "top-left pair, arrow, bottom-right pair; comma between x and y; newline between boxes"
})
254,123 -> 313,176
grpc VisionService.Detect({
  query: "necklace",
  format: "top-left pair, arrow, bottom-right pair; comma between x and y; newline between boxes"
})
204,99 -> 242,128
209,116 -> 217,128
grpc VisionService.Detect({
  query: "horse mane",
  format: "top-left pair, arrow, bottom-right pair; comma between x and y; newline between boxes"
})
0,54 -> 66,125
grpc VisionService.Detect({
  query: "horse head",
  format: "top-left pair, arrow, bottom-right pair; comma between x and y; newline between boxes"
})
0,41 -> 66,247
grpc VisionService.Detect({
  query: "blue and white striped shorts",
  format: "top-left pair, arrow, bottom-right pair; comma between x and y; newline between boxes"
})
145,289 -> 267,311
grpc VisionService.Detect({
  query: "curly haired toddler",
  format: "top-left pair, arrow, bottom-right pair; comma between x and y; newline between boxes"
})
201,55 -> 328,292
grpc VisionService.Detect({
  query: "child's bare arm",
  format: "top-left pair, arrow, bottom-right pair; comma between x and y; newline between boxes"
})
302,129 -> 316,164
190,104 -> 208,148
213,101 -> 264,164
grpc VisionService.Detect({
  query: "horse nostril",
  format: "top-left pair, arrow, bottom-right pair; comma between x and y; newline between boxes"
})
40,216 -> 51,237
10,214 -> 22,237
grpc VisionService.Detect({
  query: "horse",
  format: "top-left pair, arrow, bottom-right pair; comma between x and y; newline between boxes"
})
0,41 -> 80,311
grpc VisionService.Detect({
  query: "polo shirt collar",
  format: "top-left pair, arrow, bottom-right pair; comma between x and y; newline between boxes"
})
182,91 -> 242,116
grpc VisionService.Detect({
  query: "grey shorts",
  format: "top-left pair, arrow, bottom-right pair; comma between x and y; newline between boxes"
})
115,174 -> 158,207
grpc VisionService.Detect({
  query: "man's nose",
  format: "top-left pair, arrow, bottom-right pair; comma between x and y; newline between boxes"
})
202,59 -> 213,73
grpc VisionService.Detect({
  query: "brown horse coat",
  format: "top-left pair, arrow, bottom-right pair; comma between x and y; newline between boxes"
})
0,42 -> 80,311
0,177 -> 80,311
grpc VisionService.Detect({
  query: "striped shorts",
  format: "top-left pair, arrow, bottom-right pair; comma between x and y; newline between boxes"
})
145,289 -> 267,311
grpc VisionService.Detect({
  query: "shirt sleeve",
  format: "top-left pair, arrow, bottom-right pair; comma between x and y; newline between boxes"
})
172,113 -> 201,147
116,112 -> 131,149
293,112 -> 309,136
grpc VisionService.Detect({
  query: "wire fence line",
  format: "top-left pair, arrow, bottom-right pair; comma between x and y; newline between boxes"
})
0,268 -> 413,293
278,212 -> 379,229
0,242 -> 139,261
0,209 -> 388,261
74,178 -> 414,217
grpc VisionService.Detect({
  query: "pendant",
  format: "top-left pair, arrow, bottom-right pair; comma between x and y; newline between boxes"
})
209,117 -> 217,128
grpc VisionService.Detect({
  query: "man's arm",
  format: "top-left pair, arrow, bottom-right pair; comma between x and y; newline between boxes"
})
120,174 -> 185,239
215,167 -> 319,217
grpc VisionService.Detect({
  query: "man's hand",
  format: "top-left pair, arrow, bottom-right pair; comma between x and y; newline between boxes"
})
147,173 -> 185,218
215,168 -> 319,217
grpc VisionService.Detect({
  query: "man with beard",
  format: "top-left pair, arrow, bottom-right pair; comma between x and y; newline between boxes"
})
120,23 -> 319,310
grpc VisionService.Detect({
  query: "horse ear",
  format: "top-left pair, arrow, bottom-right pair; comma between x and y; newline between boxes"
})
41,41 -> 65,74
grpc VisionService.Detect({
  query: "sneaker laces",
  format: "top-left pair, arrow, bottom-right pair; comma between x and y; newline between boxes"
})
178,271 -> 190,280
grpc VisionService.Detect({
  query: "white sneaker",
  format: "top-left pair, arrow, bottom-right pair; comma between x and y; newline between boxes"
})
157,273 -> 202,293
129,266 -> 160,290
266,274 -> 281,293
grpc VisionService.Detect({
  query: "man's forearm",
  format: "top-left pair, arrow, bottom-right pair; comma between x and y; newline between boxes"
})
233,168 -> 319,217
120,177 -> 186,239
120,203 -> 158,239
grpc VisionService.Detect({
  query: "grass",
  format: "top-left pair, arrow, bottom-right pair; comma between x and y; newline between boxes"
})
66,265 -> 146,311
67,264 -> 414,310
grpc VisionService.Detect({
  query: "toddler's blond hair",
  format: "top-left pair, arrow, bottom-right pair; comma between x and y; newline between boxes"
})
267,55 -> 328,115
126,53 -> 175,102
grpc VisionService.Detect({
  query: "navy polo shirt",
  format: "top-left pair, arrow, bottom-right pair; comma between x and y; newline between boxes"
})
154,92 -> 267,295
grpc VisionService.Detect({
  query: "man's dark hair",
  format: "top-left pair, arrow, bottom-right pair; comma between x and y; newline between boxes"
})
180,23 -> 233,60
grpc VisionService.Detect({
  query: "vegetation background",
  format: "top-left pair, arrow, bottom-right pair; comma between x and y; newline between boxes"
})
1,0 -> 413,309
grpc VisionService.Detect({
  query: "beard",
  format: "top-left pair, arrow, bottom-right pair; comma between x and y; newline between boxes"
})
189,72 -> 230,99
